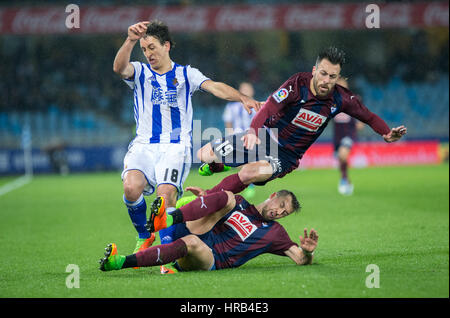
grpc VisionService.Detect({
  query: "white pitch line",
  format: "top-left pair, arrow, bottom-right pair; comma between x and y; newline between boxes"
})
0,175 -> 32,197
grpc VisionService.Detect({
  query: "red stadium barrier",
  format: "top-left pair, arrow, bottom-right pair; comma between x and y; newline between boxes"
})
300,140 -> 441,169
0,2 -> 448,35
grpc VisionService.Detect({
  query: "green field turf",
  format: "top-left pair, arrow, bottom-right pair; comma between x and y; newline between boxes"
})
0,164 -> 448,298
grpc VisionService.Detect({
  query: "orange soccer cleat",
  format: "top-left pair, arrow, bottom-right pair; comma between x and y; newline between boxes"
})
146,196 -> 169,233
132,233 -> 156,269
160,264 -> 178,274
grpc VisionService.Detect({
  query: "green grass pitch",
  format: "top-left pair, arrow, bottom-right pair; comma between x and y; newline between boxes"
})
0,164 -> 448,298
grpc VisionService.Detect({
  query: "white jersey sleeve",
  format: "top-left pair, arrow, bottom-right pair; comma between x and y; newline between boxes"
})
122,62 -> 143,89
186,65 -> 210,93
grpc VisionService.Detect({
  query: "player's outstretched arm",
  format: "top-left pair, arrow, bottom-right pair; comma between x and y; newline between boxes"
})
382,125 -> 407,143
201,80 -> 261,114
113,21 -> 149,78
284,228 -> 318,265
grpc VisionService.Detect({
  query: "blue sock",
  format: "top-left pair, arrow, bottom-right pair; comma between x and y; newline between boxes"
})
159,207 -> 176,245
124,194 -> 150,239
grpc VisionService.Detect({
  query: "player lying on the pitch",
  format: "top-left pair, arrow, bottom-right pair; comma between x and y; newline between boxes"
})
99,187 -> 318,272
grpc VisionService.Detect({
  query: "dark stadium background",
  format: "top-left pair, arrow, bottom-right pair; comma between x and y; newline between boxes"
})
0,0 -> 448,174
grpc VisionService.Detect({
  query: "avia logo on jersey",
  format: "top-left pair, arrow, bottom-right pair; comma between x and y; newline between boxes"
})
291,108 -> 327,132
272,88 -> 289,103
225,212 -> 257,241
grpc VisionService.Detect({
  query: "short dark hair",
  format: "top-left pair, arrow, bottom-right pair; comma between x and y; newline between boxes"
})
145,20 -> 175,50
315,46 -> 346,67
276,190 -> 301,213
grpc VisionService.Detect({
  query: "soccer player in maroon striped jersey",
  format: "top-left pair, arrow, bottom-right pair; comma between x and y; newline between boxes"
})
99,187 -> 318,272
333,77 -> 365,195
197,47 -> 407,194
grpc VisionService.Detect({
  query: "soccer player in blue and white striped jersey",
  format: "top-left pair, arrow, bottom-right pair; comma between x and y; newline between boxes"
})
223,82 -> 256,135
112,20 -> 261,258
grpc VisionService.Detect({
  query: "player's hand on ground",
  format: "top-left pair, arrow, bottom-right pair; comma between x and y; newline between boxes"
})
383,125 -> 407,143
241,130 -> 261,150
185,186 -> 206,197
240,95 -> 261,114
299,228 -> 318,253
127,21 -> 149,41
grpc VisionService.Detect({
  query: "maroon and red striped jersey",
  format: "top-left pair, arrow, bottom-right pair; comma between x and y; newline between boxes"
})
250,72 -> 390,159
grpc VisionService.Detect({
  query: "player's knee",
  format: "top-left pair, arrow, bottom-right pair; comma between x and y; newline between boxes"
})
123,183 -> 142,202
238,162 -> 269,183
196,148 -> 203,161
224,191 -> 236,210
197,144 -> 214,162
181,235 -> 203,252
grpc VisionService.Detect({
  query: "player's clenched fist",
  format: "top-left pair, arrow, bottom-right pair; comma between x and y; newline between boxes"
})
127,21 -> 150,41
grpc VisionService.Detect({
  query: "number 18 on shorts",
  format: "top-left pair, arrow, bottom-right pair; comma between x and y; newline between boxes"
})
122,143 -> 191,197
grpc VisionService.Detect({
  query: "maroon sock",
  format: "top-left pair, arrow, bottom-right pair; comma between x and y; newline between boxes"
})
206,173 -> 248,195
179,191 -> 230,221
135,239 -> 187,267
209,162 -> 225,173
340,161 -> 348,180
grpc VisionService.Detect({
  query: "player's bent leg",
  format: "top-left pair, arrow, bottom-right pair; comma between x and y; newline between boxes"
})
177,235 -> 215,271
197,144 -> 218,164
98,237 -> 214,272
238,161 -> 273,185
197,144 -> 231,176
186,191 -> 236,235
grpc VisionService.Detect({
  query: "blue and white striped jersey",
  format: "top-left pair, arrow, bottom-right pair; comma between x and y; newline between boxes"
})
222,101 -> 255,134
123,61 -> 209,147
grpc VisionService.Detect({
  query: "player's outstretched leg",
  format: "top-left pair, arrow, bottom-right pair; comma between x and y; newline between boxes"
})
99,243 -> 126,271
100,240 -> 189,272
198,162 -> 230,176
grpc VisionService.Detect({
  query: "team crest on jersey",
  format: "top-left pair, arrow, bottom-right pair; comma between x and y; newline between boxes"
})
151,87 -> 164,105
225,212 -> 257,241
292,108 -> 327,132
272,88 -> 289,103
172,78 -> 179,87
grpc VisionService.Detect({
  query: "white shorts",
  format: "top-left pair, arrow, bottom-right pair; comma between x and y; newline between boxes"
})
121,142 -> 192,198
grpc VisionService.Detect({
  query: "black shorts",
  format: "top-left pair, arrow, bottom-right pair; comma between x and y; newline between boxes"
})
210,130 -> 299,185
